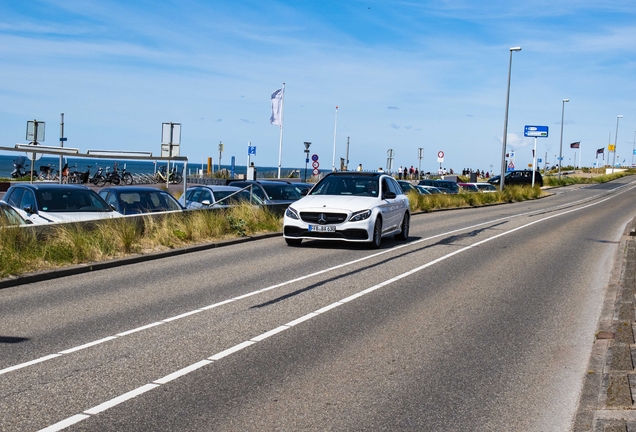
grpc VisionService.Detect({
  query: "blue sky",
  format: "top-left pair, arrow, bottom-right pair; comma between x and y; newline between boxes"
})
1,0 -> 635,174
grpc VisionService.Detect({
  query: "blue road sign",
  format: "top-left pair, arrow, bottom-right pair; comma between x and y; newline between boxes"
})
537,158 -> 542,163
248,146 -> 256,155
524,125 -> 549,138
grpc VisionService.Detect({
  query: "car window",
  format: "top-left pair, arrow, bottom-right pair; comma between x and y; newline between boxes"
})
36,189 -> 110,212
5,188 -> 24,208
387,178 -> 402,195
200,189 -> 213,204
262,184 -> 301,201
311,176 -> 381,197
103,192 -> 119,209
185,189 -> 198,202
20,190 -> 36,211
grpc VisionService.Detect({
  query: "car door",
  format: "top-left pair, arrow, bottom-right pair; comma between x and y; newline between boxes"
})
380,178 -> 401,231
19,189 -> 48,224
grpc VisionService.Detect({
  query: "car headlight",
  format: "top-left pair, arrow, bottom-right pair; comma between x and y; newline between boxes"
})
349,209 -> 371,221
285,207 -> 299,220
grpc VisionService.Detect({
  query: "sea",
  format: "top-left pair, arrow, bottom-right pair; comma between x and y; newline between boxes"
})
0,154 -> 317,179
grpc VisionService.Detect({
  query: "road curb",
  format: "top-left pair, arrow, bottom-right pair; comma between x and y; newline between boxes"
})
0,232 -> 281,290
572,217 -> 636,431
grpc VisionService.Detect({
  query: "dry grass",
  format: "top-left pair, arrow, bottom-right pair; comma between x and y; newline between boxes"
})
0,204 -> 281,278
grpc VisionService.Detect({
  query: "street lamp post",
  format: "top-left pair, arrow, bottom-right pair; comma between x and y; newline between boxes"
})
303,141 -> 311,181
500,46 -> 521,192
558,98 -> 569,180
612,115 -> 623,174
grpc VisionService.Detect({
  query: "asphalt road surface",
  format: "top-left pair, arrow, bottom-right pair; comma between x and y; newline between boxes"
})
2,178 -> 636,431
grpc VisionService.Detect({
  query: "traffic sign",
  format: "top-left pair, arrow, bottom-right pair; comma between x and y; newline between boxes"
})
312,154 -> 319,162
248,146 -> 256,155
312,168 -> 319,176
524,125 -> 548,138
312,161 -> 320,169
437,151 -> 444,158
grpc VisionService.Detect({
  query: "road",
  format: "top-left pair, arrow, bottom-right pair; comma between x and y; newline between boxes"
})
2,178 -> 636,431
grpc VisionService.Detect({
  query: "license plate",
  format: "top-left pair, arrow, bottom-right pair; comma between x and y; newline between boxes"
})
308,225 -> 336,232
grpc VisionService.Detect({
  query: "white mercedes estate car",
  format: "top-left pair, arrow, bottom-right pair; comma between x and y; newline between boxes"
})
283,172 -> 410,248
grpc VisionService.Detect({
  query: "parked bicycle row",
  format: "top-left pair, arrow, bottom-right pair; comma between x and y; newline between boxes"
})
9,156 -> 183,185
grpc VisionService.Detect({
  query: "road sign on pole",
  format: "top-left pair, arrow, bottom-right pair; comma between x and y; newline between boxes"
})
524,125 -> 549,138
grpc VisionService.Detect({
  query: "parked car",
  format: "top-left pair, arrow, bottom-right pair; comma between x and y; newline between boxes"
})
418,179 -> 460,194
417,185 -> 442,194
1,183 -> 121,224
0,202 -> 30,226
179,185 -> 264,210
283,172 -> 410,248
99,186 -> 184,215
471,182 -> 498,193
397,180 -> 422,194
458,183 -> 480,193
488,170 -> 543,187
228,180 -> 303,204
294,182 -> 314,195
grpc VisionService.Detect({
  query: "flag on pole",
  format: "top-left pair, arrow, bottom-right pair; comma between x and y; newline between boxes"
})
569,142 -> 580,149
596,147 -> 604,155
270,88 -> 284,126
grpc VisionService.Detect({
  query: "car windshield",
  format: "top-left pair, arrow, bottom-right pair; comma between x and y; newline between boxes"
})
36,189 -> 111,212
261,184 -> 302,201
119,191 -> 181,213
213,190 -> 264,205
310,176 -> 379,197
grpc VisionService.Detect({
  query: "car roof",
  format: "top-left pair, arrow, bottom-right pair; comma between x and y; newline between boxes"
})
100,186 -> 169,193
325,172 -> 381,178
187,185 -> 242,191
230,180 -> 293,185
7,183 -> 90,191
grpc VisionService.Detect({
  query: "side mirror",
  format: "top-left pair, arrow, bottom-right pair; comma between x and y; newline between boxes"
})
383,191 -> 396,200
23,205 -> 36,214
300,189 -> 309,196
109,204 -> 117,211
201,199 -> 211,206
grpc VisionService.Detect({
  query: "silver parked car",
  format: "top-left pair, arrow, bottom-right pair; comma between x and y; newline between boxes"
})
1,183 -> 122,224
179,185 -> 264,209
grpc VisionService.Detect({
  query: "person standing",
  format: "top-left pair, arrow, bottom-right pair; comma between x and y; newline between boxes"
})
357,164 -> 362,171
398,166 -> 403,179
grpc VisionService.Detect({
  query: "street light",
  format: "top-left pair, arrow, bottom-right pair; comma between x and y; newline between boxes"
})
558,98 -> 569,180
612,115 -> 623,173
500,46 -> 521,192
303,141 -> 311,181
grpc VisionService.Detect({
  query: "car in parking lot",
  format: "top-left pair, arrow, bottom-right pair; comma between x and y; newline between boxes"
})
417,185 -> 442,194
0,202 -> 30,226
470,182 -> 498,193
99,186 -> 184,215
418,179 -> 460,194
1,183 -> 121,224
458,183 -> 480,193
283,172 -> 410,248
488,170 -> 543,187
397,180 -> 422,195
228,180 -> 303,204
179,185 -> 264,209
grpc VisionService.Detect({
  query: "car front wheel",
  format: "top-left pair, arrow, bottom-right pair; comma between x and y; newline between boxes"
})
395,212 -> 410,241
368,218 -> 382,249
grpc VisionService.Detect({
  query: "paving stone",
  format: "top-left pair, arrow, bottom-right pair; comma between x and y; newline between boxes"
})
607,374 -> 633,408
611,344 -> 634,370
619,304 -> 635,323
616,321 -> 635,344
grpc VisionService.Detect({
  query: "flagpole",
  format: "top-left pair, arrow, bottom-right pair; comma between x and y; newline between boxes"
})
332,106 -> 338,172
277,83 -> 286,179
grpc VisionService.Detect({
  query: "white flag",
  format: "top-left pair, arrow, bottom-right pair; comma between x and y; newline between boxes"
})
270,88 -> 283,126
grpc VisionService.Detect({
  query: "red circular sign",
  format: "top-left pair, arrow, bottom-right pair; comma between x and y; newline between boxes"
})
312,168 -> 320,176
437,151 -> 444,158
312,161 -> 320,169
